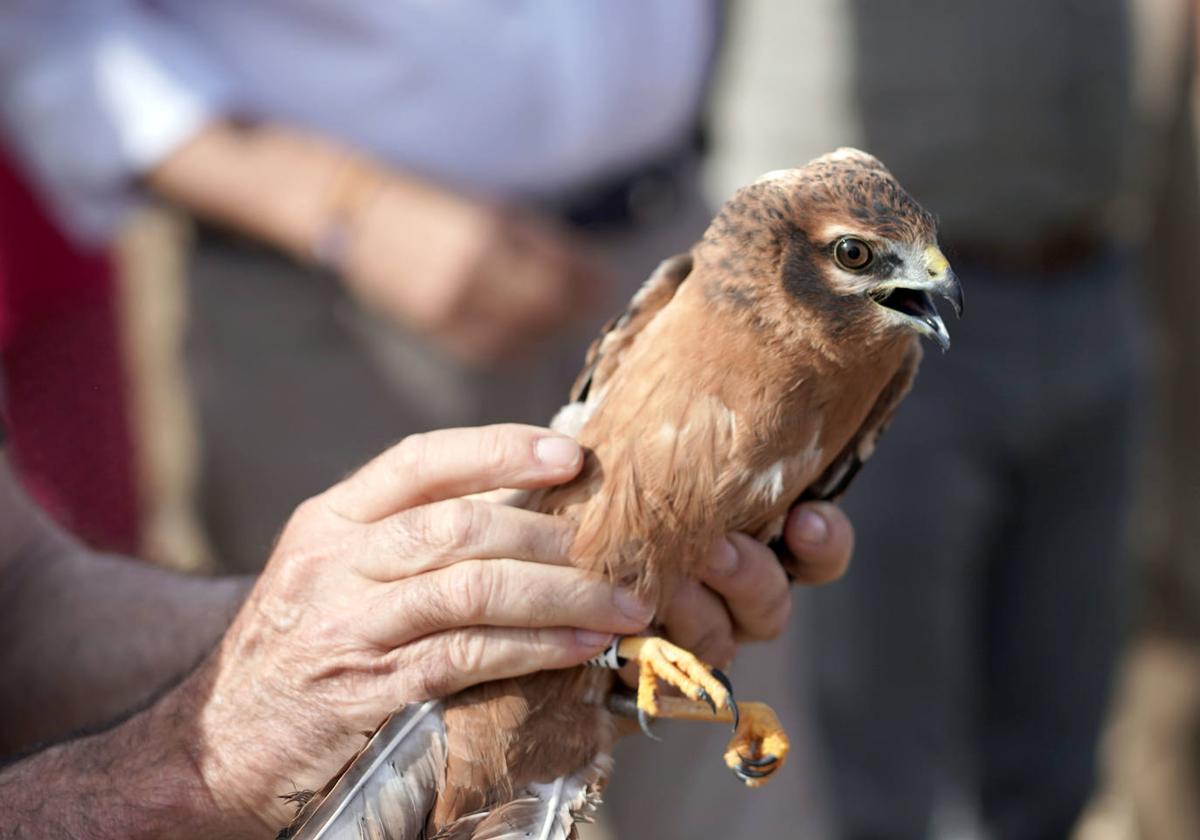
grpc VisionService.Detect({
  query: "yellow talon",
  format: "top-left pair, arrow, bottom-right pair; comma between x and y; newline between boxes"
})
616,636 -> 733,716
611,636 -> 789,785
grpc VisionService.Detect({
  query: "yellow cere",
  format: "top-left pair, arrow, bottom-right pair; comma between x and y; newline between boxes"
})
924,246 -> 950,277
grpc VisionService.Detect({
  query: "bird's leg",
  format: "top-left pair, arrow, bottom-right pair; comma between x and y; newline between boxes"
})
590,636 -> 790,786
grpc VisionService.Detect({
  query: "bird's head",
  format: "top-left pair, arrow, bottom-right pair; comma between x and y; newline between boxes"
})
697,148 -> 962,354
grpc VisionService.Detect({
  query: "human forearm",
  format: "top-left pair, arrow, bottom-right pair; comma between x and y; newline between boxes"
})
0,539 -> 250,751
0,686 -> 250,839
145,119 -> 355,260
146,119 -> 605,365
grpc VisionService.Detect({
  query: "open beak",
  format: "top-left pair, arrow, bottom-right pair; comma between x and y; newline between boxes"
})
869,246 -> 963,351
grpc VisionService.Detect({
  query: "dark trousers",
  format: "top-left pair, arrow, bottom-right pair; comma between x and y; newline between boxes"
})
811,248 -> 1141,840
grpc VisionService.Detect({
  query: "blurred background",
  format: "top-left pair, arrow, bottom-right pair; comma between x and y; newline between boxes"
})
0,1 -> 1197,838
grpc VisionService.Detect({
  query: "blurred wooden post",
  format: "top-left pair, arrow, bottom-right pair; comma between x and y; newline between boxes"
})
115,208 -> 215,573
1076,7 -> 1200,836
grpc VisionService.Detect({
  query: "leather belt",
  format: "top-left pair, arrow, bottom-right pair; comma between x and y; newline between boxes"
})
548,127 -> 705,233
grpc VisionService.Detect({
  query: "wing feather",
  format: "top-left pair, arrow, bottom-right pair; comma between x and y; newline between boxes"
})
770,343 -> 922,566
431,761 -> 606,840
280,701 -> 446,840
569,254 -> 692,404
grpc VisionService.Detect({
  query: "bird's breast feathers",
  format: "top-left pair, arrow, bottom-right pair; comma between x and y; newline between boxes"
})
547,279 -> 910,601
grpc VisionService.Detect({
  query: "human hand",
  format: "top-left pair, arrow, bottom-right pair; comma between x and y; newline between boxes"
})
185,425 -> 651,834
147,124 -> 609,367
650,503 -> 854,670
340,174 -> 611,366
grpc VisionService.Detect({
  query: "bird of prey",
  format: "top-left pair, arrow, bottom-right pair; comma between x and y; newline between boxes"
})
279,148 -> 963,840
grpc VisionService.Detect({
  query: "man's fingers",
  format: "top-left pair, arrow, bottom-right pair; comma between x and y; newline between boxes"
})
782,502 -> 854,584
353,500 -> 577,580
700,533 -> 793,643
324,424 -> 583,522
657,578 -> 737,669
507,220 -> 605,323
361,559 -> 653,647
394,626 -> 614,701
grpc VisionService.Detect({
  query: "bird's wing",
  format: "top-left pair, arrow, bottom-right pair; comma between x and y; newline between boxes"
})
279,701 -> 446,840
534,252 -> 695,591
766,343 -> 921,572
569,253 -> 692,405
804,342 -> 922,502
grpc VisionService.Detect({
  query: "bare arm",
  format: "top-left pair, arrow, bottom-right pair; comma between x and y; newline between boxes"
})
144,121 -> 342,261
0,453 -> 251,752
0,427 -> 645,837
0,687 -> 234,839
147,120 -> 607,364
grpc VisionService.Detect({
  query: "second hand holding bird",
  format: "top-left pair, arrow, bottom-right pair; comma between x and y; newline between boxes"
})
591,509 -> 852,786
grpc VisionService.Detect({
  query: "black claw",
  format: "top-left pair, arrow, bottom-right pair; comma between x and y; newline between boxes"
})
710,668 -> 739,731
712,672 -> 739,731
711,668 -> 734,696
734,764 -> 776,780
697,686 -> 717,716
637,707 -> 663,742
739,753 -> 778,768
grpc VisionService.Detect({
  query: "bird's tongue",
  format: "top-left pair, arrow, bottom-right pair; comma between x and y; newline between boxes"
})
876,287 -> 951,350
880,288 -> 938,328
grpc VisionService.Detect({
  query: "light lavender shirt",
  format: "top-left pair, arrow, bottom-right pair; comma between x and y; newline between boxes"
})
0,1 -> 716,242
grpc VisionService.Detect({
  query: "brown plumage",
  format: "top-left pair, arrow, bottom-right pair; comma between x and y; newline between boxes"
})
281,148 -> 962,840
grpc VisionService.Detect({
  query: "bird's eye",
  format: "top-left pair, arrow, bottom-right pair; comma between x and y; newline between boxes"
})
834,237 -> 873,272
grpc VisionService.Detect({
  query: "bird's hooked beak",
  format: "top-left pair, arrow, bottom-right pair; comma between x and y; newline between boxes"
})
869,245 -> 963,351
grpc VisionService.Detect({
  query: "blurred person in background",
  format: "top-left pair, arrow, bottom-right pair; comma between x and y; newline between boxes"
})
0,2 -> 722,572
605,2 -> 1186,839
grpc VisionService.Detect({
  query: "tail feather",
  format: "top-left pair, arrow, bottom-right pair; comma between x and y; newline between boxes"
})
433,758 -> 608,840
474,777 -> 572,840
282,701 -> 446,840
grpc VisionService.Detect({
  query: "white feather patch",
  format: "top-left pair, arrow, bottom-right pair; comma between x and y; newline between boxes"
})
533,777 -> 567,840
705,394 -> 738,431
549,402 -> 592,438
550,387 -> 607,438
656,420 -> 679,443
856,431 -> 878,461
753,168 -> 798,185
825,146 -> 873,163
628,273 -> 662,310
751,460 -> 788,505
467,756 -> 613,840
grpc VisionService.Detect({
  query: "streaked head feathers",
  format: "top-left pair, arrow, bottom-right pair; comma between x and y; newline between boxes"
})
700,148 -> 961,352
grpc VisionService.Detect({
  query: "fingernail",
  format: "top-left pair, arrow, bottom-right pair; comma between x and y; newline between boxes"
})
535,436 -> 581,469
575,630 -> 612,648
794,509 -> 829,545
708,538 -> 739,576
613,588 -> 654,622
